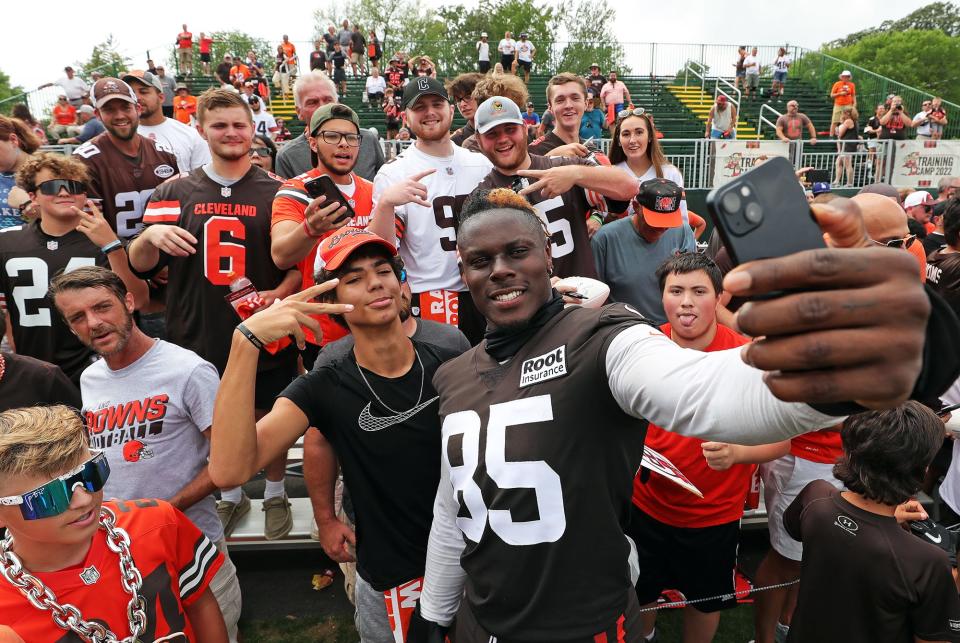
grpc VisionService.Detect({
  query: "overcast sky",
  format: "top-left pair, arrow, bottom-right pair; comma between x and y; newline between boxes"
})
2,0 -> 937,90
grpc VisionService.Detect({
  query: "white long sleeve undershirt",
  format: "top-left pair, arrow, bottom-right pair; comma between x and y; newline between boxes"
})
418,323 -> 842,624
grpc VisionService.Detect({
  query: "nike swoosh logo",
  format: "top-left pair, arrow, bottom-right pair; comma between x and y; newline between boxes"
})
357,396 -> 439,432
925,532 -> 943,544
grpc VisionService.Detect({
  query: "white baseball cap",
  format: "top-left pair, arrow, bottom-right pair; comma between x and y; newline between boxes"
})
904,190 -> 933,209
840,70 -> 852,77
475,96 -> 525,134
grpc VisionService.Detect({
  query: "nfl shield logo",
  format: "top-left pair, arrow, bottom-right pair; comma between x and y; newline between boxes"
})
46,240 -> 58,251
79,565 -> 100,585
221,186 -> 232,198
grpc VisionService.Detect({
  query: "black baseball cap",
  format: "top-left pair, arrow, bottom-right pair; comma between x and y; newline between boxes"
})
401,76 -> 449,110
636,178 -> 683,228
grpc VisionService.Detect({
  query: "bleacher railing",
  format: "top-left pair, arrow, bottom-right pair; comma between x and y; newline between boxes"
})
757,104 -> 784,140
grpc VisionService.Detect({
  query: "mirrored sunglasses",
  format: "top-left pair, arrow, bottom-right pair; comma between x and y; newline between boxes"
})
37,179 -> 88,196
0,451 -> 110,520
618,107 -> 647,119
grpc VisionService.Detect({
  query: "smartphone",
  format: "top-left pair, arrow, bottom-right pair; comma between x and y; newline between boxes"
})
705,156 -> 825,265
804,169 -> 830,185
939,402 -> 960,415
303,174 -> 355,224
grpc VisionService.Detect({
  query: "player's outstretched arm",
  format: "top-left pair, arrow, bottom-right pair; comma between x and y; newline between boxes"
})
209,282 -> 354,488
517,165 -> 638,202
184,588 -> 228,643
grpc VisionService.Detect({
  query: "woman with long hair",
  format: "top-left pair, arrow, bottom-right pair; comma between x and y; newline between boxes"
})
608,109 -> 704,236
0,115 -> 41,228
834,106 -> 859,187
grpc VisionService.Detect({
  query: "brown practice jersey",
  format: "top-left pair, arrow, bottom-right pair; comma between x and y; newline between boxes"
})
433,304 -> 650,639
74,133 -> 179,239
0,221 -> 107,383
138,166 -> 294,373
474,154 -> 621,279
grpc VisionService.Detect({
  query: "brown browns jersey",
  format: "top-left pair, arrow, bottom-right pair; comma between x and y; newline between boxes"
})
432,303 -> 650,639
138,166 -> 294,373
474,154 -> 609,279
927,249 -> 960,319
0,221 -> 107,383
74,132 -> 179,239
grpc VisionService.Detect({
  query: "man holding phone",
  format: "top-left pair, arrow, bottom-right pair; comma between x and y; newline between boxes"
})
271,103 -> 374,354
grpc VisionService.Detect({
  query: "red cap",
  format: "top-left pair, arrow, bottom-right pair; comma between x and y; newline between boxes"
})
317,227 -> 397,271
716,95 -> 727,104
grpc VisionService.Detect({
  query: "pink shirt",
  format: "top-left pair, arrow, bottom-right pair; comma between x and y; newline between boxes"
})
600,81 -> 628,106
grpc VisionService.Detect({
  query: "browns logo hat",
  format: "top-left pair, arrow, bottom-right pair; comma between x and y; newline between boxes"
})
636,178 -> 683,228
91,77 -> 138,109
475,96 -> 524,134
401,76 -> 449,110
317,227 -> 397,271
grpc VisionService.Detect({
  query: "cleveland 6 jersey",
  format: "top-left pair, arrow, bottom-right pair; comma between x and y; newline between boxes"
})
139,166 -> 292,373
372,144 -> 492,293
74,133 -> 179,239
0,222 -> 105,382
433,304 -> 649,639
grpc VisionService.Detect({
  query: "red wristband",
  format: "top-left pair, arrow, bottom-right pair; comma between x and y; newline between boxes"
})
303,218 -> 323,238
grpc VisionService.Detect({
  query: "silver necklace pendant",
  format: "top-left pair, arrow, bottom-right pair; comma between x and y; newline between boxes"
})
79,564 -> 100,585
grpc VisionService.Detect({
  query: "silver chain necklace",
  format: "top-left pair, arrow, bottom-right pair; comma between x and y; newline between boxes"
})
0,506 -> 149,643
356,347 -> 425,414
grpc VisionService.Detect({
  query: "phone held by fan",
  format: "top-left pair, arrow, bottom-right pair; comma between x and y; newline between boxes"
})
303,174 -> 355,224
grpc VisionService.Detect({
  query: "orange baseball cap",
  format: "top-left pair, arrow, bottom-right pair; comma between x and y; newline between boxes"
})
636,178 -> 683,228
317,227 -> 397,271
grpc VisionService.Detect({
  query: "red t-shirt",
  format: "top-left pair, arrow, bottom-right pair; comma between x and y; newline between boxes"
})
199,37 -> 213,54
53,104 -> 76,125
0,499 -> 223,642
177,31 -> 193,49
790,426 -> 843,464
632,323 -> 756,528
271,168 -> 374,345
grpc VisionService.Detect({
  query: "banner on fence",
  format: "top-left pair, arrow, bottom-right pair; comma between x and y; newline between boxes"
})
711,140 -> 790,187
890,140 -> 960,189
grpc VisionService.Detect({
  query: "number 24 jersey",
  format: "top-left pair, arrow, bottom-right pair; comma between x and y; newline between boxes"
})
140,166 -> 291,373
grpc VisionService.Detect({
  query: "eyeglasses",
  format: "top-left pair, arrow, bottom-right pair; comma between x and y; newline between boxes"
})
617,107 -> 647,119
871,234 -> 917,249
314,131 -> 362,147
37,179 -> 88,196
249,147 -> 271,157
0,452 -> 110,520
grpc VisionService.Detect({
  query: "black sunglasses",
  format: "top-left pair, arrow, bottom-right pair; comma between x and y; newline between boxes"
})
871,234 -> 917,249
37,179 -> 88,196
248,148 -> 271,157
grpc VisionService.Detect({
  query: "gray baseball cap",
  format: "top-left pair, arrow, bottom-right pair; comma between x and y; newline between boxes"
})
122,69 -> 163,93
475,96 -> 525,134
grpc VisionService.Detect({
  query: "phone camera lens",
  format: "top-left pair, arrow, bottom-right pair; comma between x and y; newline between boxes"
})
722,191 -> 741,214
744,202 -> 763,224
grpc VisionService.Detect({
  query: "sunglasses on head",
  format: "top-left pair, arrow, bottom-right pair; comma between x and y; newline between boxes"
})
0,451 -> 110,520
617,107 -> 647,119
248,148 -> 271,157
871,234 -> 917,249
37,179 -> 88,196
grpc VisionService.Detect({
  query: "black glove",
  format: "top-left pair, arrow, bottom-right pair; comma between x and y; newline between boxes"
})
909,518 -> 959,567
406,602 -> 450,643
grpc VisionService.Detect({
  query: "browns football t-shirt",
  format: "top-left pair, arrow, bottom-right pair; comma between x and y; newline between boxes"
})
927,248 -> 960,318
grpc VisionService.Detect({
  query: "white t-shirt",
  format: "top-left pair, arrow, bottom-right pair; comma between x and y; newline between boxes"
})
138,118 -> 212,172
251,109 -> 278,139
774,55 -> 791,72
616,160 -> 689,223
57,76 -> 89,101
517,40 -> 535,62
498,38 -> 517,55
914,111 -> 933,136
366,75 -> 387,94
80,339 -> 224,543
477,40 -> 490,62
372,143 -> 493,292
744,55 -> 760,75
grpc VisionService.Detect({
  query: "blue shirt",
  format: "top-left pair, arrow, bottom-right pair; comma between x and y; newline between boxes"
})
76,118 -> 105,143
580,109 -> 605,140
591,215 -> 696,324
0,172 -> 24,230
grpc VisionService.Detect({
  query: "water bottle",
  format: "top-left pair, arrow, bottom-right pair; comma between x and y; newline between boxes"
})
225,273 -> 264,318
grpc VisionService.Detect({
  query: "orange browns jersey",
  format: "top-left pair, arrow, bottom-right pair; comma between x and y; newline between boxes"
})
173,95 -> 197,125
230,64 -> 250,82
790,426 -> 843,465
271,169 -> 374,345
281,42 -> 296,58
0,499 -> 222,643
632,323 -> 756,528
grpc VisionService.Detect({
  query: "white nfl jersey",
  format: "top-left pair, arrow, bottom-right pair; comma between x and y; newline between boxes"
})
252,111 -> 277,138
373,144 -> 492,292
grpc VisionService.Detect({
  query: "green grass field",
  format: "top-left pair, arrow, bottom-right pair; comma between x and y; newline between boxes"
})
238,604 -> 758,642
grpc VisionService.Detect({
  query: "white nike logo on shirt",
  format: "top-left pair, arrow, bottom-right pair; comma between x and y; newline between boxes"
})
357,396 -> 438,432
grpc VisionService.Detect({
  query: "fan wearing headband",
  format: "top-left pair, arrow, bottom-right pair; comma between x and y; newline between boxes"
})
209,227 -> 469,640
0,152 -> 147,385
0,406 -> 228,642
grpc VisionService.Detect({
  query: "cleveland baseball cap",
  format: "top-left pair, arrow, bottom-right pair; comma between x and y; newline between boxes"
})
122,69 -> 163,93
91,77 -> 138,109
904,190 -> 934,209
309,103 -> 360,136
636,179 -> 683,228
317,227 -> 397,271
401,76 -> 449,110
475,96 -> 525,134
